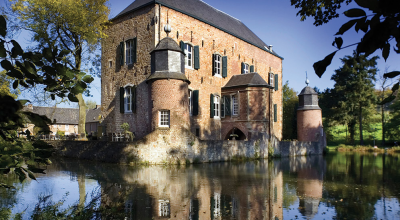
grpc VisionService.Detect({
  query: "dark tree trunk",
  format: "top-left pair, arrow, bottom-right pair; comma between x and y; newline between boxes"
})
359,104 -> 364,145
382,103 -> 385,146
348,120 -> 356,145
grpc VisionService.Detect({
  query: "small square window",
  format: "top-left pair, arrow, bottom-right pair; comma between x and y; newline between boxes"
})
58,124 -> 62,128
159,110 -> 170,127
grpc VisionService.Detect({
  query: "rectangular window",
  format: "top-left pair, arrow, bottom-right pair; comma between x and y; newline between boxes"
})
214,54 -> 221,76
65,124 -> 69,130
232,94 -> 238,115
126,40 -> 132,64
58,124 -> 61,128
214,96 -> 220,118
185,44 -> 193,68
124,87 -> 132,113
242,63 -> 249,74
188,89 -> 193,116
269,73 -> 274,86
159,110 -> 170,127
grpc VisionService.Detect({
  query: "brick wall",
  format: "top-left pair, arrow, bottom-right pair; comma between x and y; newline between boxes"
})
150,79 -> 190,132
101,4 -> 283,141
297,109 -> 323,142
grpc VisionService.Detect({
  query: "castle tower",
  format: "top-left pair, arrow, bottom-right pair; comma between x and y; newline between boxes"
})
297,79 -> 323,142
147,27 -> 190,132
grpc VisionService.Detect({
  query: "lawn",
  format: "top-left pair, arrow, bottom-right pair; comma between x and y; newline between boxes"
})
326,122 -> 397,148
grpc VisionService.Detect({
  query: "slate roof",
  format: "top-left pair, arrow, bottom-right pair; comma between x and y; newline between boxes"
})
151,36 -> 183,53
114,0 -> 282,59
32,106 -> 79,124
222,73 -> 272,89
86,108 -> 102,123
299,86 -> 318,95
24,106 -> 101,124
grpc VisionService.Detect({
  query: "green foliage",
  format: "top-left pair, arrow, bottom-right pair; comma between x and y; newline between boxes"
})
85,99 -> 97,109
385,96 -> 400,140
291,0 -> 400,100
0,139 -> 53,188
0,15 -> 93,188
324,52 -> 378,145
11,0 -> 110,136
120,122 -> 129,132
56,130 -> 65,138
282,81 -> 298,140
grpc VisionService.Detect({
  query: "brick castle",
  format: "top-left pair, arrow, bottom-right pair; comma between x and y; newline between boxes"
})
101,0 -> 283,141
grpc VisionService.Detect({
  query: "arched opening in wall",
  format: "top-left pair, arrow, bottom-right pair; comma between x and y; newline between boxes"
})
224,127 -> 246,140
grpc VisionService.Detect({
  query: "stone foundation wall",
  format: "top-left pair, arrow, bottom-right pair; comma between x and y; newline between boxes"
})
50,131 -> 325,164
271,132 -> 326,157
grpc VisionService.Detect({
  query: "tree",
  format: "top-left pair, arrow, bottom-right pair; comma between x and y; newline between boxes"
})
0,70 -> 18,98
11,0 -> 109,139
291,0 -> 400,102
330,52 -> 378,145
376,67 -> 398,146
85,99 -> 97,109
385,96 -> 400,142
283,81 -> 298,140
0,15 -> 93,188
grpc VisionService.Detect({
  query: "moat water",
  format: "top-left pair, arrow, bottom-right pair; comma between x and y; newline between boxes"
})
1,152 -> 400,219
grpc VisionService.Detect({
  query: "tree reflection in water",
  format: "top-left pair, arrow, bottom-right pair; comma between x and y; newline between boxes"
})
1,152 -> 400,219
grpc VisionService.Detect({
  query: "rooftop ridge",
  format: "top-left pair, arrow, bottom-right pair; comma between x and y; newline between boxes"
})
199,0 -> 240,22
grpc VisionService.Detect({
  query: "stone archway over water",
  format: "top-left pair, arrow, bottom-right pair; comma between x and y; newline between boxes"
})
224,127 -> 246,140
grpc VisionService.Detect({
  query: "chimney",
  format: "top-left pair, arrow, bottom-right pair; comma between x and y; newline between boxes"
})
95,105 -> 101,109
269,45 -> 273,51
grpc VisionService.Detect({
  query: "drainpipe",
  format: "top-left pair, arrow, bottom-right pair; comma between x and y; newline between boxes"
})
158,4 -> 162,43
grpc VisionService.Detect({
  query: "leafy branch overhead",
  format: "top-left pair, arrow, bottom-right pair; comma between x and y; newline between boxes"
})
292,0 -> 400,102
0,14 -> 93,187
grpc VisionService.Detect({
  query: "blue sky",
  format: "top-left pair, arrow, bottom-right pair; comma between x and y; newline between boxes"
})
11,0 -> 400,106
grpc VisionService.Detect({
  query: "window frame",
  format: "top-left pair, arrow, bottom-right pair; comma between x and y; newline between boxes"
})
231,94 -> 239,116
213,54 -> 222,77
213,95 -> 220,119
125,40 -> 132,65
184,43 -> 193,68
159,110 -> 170,128
269,72 -> 274,86
124,86 -> 133,113
188,89 -> 193,116
243,63 -> 249,74
65,124 -> 69,130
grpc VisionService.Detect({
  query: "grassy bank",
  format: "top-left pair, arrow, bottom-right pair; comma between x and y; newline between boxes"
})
327,144 -> 400,153
326,120 -> 399,147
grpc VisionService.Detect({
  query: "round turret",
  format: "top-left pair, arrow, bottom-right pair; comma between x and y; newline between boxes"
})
297,86 -> 323,142
148,36 -> 190,132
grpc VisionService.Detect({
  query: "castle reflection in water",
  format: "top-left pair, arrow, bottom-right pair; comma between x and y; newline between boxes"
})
48,156 -> 325,220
